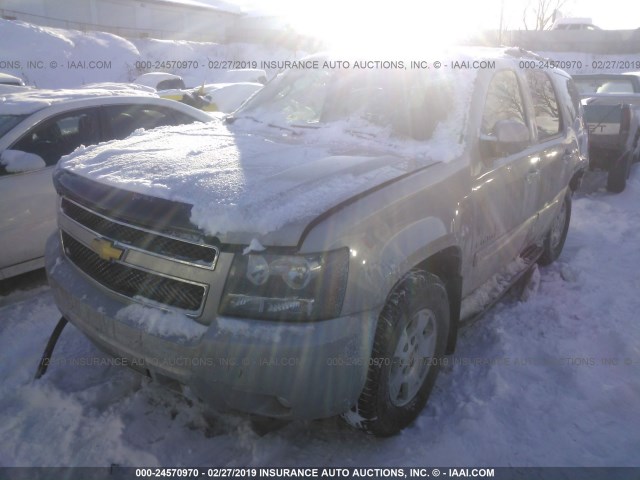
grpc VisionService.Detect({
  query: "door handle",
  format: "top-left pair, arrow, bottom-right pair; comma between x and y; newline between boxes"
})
563,148 -> 576,163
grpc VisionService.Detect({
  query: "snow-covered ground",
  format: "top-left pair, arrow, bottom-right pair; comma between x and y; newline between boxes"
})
0,167 -> 638,467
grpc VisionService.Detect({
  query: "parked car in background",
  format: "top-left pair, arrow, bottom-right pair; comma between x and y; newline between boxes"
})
156,83 -> 262,113
0,87 -> 213,279
47,49 -> 587,436
574,74 -> 640,192
581,95 -> 640,192
551,17 -> 601,31
0,72 -> 26,86
133,72 -> 186,91
215,68 -> 267,85
573,73 -> 640,95
134,70 -> 264,112
200,82 -> 263,112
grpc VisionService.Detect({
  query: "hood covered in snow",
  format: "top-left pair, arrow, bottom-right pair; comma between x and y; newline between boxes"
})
57,121 -> 440,246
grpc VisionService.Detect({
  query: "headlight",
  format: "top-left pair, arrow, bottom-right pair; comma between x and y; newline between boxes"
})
219,248 -> 349,322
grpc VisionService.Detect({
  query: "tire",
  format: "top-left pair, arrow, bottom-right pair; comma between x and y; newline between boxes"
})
538,191 -> 571,266
606,154 -> 632,193
343,271 -> 449,437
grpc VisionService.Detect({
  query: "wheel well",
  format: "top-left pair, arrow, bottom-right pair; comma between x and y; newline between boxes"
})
569,169 -> 585,192
415,247 -> 462,354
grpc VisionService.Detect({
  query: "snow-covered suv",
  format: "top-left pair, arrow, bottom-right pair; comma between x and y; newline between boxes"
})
46,49 -> 587,436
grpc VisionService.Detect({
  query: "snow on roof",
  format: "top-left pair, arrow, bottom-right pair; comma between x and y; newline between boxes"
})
81,82 -> 157,94
203,82 -> 263,112
134,72 -> 183,88
554,17 -> 595,25
0,85 -> 33,95
0,86 -> 158,115
0,72 -> 25,86
148,0 -> 242,15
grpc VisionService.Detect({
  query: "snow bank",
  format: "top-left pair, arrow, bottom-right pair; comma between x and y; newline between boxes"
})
115,304 -> 207,341
0,19 -> 297,89
0,20 -> 139,88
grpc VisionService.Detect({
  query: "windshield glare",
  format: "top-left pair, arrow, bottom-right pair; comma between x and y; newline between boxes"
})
236,67 -> 453,141
0,114 -> 27,138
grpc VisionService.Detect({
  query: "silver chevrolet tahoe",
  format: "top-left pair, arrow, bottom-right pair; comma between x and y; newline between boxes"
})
46,49 -> 588,436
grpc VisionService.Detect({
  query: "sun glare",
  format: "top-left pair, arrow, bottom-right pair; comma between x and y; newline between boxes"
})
273,0 -> 502,56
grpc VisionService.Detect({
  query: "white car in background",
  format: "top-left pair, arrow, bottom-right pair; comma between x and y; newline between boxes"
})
0,87 -> 213,280
134,71 -> 264,112
0,73 -> 31,95
215,68 -> 267,85
0,72 -> 26,86
201,82 -> 262,111
133,72 -> 186,91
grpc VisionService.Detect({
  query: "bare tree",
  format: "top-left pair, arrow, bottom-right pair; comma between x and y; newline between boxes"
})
522,0 -> 569,30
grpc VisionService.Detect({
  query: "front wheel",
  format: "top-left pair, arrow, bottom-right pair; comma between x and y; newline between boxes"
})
343,271 -> 449,436
538,191 -> 572,266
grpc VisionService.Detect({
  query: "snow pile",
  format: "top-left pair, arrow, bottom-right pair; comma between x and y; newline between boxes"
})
116,304 -> 207,341
460,257 -> 529,319
0,20 -> 140,88
0,19 -> 297,89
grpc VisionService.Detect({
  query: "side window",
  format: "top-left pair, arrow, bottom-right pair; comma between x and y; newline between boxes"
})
103,105 -> 195,141
11,109 -> 100,166
526,71 -> 561,140
481,70 -> 528,136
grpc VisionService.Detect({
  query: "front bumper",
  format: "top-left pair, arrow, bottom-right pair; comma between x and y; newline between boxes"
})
46,234 -> 377,420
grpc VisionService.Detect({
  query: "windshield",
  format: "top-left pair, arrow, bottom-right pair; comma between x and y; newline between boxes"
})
0,114 -> 27,138
234,67 -> 454,141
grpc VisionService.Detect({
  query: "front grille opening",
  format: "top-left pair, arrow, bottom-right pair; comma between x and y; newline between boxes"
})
61,198 -> 217,267
61,231 -> 206,313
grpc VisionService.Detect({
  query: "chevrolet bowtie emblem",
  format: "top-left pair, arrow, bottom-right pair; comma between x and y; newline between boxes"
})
90,238 -> 124,262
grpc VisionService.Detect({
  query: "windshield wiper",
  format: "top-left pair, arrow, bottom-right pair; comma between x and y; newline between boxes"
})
225,114 -> 302,135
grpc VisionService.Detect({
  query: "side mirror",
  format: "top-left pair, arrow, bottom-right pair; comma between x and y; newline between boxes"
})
0,150 -> 46,174
480,119 -> 530,161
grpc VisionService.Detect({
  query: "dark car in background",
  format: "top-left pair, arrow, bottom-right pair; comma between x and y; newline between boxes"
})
573,73 -> 640,192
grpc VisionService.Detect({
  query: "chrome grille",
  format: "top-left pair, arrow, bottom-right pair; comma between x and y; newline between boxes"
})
61,197 -> 217,268
61,232 -> 206,313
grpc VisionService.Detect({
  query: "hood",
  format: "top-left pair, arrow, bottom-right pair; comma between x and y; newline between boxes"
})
58,121 -> 431,246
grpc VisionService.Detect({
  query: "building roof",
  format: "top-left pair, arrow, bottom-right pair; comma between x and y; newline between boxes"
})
147,0 -> 243,15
